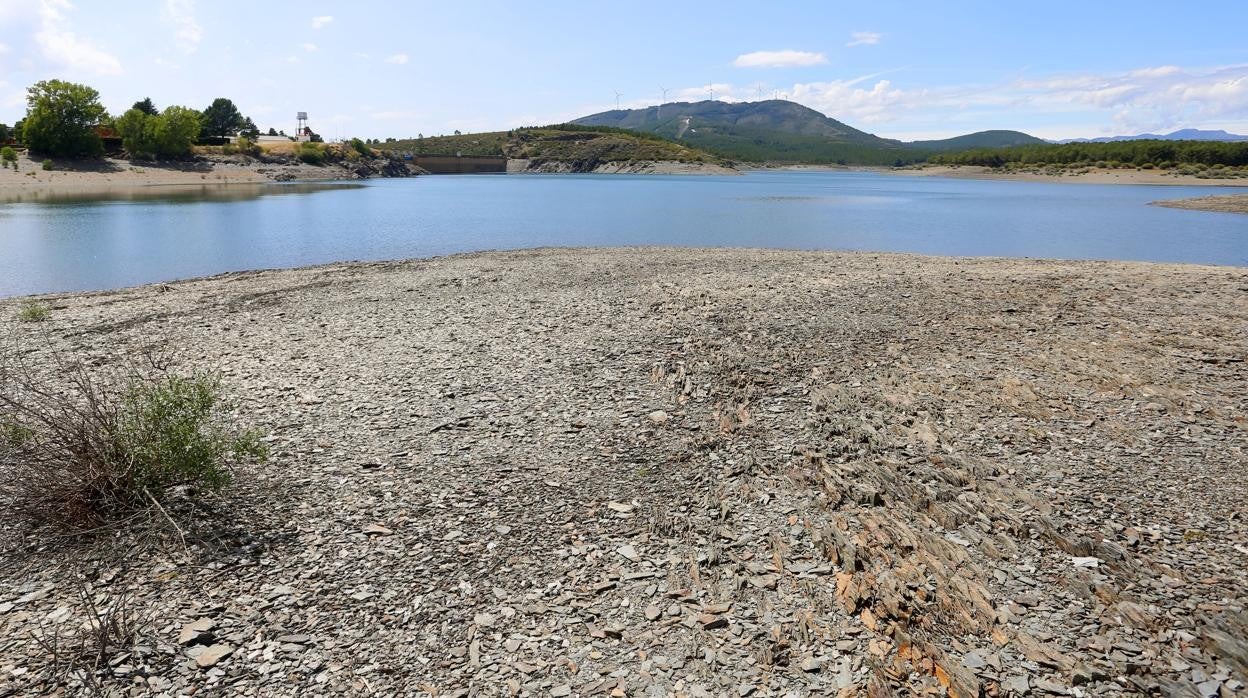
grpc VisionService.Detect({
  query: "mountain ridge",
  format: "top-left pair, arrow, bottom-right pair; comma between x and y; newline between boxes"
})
1058,128 -> 1248,143
572,100 -> 1044,163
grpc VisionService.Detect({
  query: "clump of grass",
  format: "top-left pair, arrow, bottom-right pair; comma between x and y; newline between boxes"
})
0,355 -> 267,529
42,159 -> 53,171
17,301 -> 51,322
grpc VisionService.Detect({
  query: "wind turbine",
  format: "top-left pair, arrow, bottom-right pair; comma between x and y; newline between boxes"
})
615,91 -> 623,110
756,83 -> 764,101
708,83 -> 714,101
658,87 -> 669,121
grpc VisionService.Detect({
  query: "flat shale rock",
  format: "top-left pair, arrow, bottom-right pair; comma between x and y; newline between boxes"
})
2,248 -> 1245,697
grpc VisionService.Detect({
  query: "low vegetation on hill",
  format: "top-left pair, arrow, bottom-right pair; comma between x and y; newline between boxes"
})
374,125 -> 727,167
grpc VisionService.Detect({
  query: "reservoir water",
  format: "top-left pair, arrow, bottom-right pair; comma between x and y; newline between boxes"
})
1,171 -> 1245,296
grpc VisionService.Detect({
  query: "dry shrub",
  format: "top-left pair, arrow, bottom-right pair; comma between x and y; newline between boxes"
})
30,565 -> 155,694
0,352 -> 266,529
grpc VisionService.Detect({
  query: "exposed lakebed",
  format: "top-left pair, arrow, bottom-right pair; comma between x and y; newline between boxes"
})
1,171 -> 1245,296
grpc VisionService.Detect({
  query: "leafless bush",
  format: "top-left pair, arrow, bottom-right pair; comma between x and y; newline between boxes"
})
0,349 -> 266,531
29,565 -> 155,695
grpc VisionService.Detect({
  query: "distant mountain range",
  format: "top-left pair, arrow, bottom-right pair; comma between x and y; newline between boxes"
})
1058,129 -> 1248,143
572,100 -> 1045,165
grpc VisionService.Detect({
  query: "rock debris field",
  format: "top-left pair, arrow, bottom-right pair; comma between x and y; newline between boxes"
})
1,248 -> 1246,697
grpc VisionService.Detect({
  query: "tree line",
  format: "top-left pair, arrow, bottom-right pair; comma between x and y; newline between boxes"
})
929,140 -> 1248,168
0,79 -> 296,159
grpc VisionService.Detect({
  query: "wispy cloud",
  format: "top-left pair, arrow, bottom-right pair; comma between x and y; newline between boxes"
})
162,0 -> 202,54
34,0 -> 123,74
311,15 -> 333,29
733,50 -> 827,69
385,53 -> 409,65
302,42 -> 318,53
847,31 -> 882,47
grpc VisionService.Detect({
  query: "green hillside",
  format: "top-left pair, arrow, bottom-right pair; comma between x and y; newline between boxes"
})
374,125 -> 726,167
909,130 -> 1047,151
572,100 -> 1046,165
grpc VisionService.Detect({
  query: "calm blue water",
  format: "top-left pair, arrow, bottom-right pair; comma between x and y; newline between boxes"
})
1,171 -> 1245,296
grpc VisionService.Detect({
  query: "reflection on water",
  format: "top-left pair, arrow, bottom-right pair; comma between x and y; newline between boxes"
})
0,182 -> 364,205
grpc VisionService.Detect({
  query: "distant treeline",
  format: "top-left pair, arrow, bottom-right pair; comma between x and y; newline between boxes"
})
930,140 -> 1248,167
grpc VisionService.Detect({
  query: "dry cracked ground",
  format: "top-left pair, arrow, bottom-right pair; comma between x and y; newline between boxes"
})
1,248 -> 1246,697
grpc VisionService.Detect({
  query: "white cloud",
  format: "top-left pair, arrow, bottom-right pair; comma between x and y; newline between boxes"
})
847,31 -> 882,47
386,53 -> 409,65
733,50 -> 827,69
352,52 -> 370,60
311,15 -> 333,29
162,0 -> 202,54
0,42 -> 10,54
302,42 -> 318,53
32,0 -> 122,74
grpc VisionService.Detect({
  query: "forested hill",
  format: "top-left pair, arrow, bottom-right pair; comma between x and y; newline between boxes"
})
571,100 -> 1045,165
908,130 -> 1047,151
372,125 -> 726,166
574,100 -> 896,146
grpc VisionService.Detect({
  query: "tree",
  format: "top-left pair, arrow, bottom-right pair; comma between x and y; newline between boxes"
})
239,117 -> 259,139
0,123 -> 9,142
115,108 -> 157,157
116,106 -> 201,158
21,80 -> 108,157
200,97 -> 244,138
267,127 -> 278,136
153,106 -> 202,156
132,97 -> 159,116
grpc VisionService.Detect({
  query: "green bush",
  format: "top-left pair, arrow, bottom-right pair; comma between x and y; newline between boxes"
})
114,374 -> 264,495
349,137 -> 371,158
0,361 -> 267,528
1,146 -> 15,169
16,301 -> 50,322
296,142 -> 326,165
41,159 -> 52,171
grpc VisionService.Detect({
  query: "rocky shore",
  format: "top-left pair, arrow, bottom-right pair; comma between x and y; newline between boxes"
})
1,249 -> 1245,696
506,159 -> 739,175
0,149 -> 421,200
1152,194 -> 1248,214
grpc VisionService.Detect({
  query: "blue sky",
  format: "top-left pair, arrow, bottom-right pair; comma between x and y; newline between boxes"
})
2,1 -> 1247,141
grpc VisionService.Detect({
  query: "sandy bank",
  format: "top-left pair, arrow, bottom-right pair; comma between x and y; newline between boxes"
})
0,150 -> 417,199
2,249 -> 1246,696
1152,193 -> 1248,213
886,164 -> 1248,186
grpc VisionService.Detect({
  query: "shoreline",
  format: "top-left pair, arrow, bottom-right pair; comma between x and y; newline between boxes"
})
2,247 -> 1244,696
7,156 -> 1247,196
878,164 -> 1248,186
1151,193 -> 1248,214
6,246 -> 1245,301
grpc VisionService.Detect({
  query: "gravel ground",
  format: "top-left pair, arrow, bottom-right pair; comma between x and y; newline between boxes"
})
1,248 -> 1245,697
1153,194 -> 1248,214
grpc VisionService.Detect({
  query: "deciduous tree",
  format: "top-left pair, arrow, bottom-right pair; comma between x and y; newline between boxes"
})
21,80 -> 108,157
